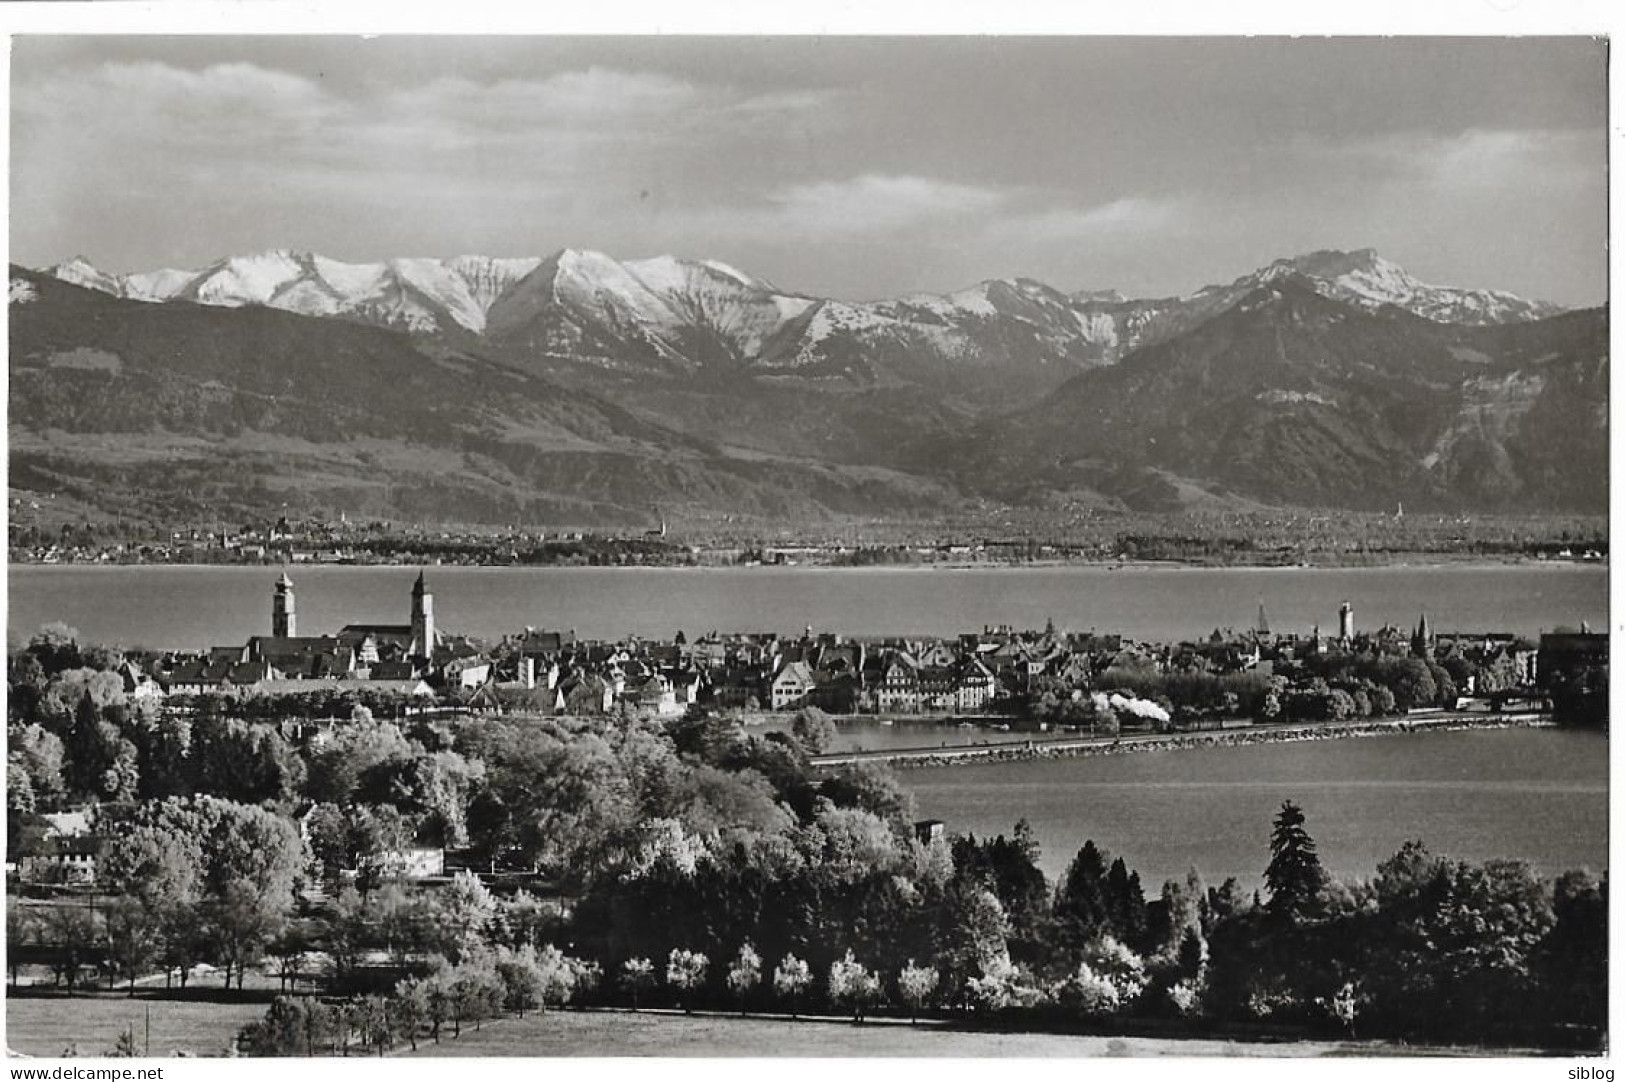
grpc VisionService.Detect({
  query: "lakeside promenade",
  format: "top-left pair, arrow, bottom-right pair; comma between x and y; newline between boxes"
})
808,710 -> 1557,769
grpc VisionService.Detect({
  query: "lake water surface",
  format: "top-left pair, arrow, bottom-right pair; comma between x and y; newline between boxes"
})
5,562 -> 1607,651
4,565 -> 1607,895
902,727 -> 1608,889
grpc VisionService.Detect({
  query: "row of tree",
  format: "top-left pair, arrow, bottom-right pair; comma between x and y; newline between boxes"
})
226,798 -> 1605,1053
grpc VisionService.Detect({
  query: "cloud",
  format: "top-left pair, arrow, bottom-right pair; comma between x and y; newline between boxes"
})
381,67 -> 708,135
998,196 -> 1187,243
15,61 -> 334,150
763,173 -> 1007,233
1297,126 -> 1602,196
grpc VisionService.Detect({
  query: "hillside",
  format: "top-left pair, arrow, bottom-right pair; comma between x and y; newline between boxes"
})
42,247 -> 1571,415
954,277 -> 1608,512
7,269 -> 960,528
12,246 -> 1609,526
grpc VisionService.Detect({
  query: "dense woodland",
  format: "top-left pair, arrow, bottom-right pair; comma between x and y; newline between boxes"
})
5,628 -> 1607,1055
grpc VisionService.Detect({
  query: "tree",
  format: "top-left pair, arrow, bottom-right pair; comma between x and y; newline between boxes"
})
1535,869 -> 1607,1032
965,953 -> 1036,1012
191,717 -> 306,805
65,690 -> 137,801
790,707 -> 837,755
393,977 -> 429,1051
121,795 -> 306,906
103,896 -> 157,995
304,717 -> 413,805
570,957 -> 603,1003
302,998 -> 337,1056
817,762 -> 916,831
335,998 -> 363,1056
27,623 -> 82,676
1053,840 -> 1112,952
1324,981 -> 1359,1035
498,888 -> 559,950
1325,689 -> 1357,721
494,946 -> 545,1018
358,995 -> 394,1057
827,951 -> 883,1023
897,961 -> 939,1022
621,956 -> 656,1011
1263,801 -> 1326,923
357,749 -> 481,848
937,882 -> 1011,988
39,904 -> 96,993
1207,876 -> 1252,928
1103,857 -> 1149,949
132,712 -> 193,799
160,904 -> 207,990
208,879 -> 286,989
1388,659 -> 1437,712
535,945 -> 577,1011
725,942 -> 763,1015
449,957 -> 503,1036
9,724 -> 65,807
421,970 -> 453,1043
6,903 -> 37,986
666,948 -> 708,1012
1367,845 -> 1556,1041
98,823 -> 203,912
433,870 -> 497,962
369,882 -> 428,967
773,953 -> 813,1017
266,925 -> 312,994
1060,960 -> 1124,1015
239,996 -> 307,1057
1079,935 -> 1148,1009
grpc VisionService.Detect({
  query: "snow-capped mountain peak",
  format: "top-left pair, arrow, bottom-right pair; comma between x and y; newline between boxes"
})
37,245 -> 1569,380
1235,248 -> 1563,325
46,256 -> 125,297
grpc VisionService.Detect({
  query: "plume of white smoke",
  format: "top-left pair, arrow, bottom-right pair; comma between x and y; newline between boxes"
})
1093,691 -> 1171,723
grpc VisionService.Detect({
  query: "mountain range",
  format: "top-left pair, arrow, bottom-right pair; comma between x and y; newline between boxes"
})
12,247 -> 1607,527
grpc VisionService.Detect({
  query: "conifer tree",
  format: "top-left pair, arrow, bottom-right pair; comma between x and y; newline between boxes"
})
1264,800 -> 1327,922
1054,840 -> 1112,952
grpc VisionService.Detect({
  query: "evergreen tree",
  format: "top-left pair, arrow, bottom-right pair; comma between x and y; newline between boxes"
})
1263,800 -> 1327,922
1054,840 -> 1112,952
1104,858 -> 1149,949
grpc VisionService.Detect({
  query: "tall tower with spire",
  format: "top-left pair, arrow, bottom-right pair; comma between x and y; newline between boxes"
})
411,571 -> 435,660
272,572 -> 295,638
1412,612 -> 1435,659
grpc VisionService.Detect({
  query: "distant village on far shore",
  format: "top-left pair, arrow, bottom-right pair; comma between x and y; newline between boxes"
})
133,571 -> 1606,729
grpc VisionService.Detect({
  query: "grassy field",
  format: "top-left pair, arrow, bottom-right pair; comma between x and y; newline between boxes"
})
5,995 -> 268,1058
401,1008 -> 1404,1058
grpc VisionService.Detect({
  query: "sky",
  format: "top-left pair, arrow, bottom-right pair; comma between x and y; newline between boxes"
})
10,36 -> 1609,305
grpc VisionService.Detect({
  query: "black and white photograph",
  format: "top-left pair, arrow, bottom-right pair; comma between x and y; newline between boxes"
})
1,10 -> 1612,1066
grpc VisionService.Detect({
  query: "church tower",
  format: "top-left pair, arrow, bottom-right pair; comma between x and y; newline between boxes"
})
272,572 -> 296,638
411,571 -> 435,660
1412,612 -> 1435,659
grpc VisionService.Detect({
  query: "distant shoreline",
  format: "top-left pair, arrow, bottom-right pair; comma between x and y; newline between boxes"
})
813,713 -> 1566,770
9,556 -> 1607,574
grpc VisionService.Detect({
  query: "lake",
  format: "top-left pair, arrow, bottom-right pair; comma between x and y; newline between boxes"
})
4,564 -> 1607,897
4,562 -> 1607,651
901,727 -> 1609,889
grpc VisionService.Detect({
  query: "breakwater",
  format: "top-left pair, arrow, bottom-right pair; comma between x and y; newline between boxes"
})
810,712 -> 1557,770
